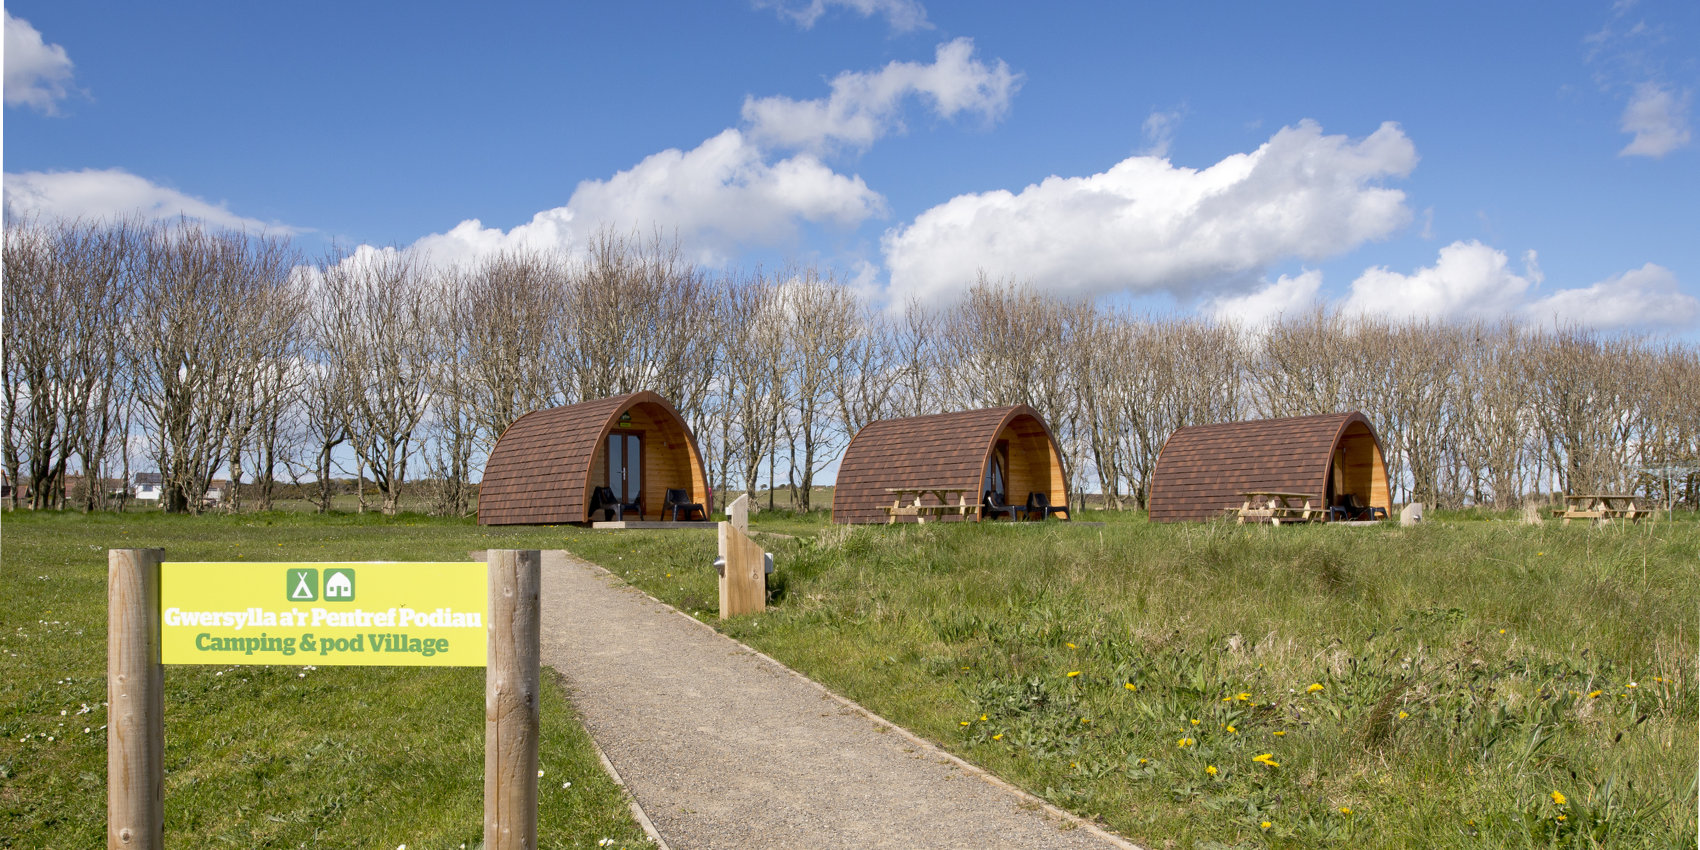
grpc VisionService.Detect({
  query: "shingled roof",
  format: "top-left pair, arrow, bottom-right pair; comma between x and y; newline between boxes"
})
1147,411 -> 1390,522
478,391 -> 707,525
832,405 -> 1067,524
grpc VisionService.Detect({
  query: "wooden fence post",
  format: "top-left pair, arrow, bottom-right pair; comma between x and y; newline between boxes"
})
718,522 -> 766,619
108,548 -> 164,850
485,550 -> 541,850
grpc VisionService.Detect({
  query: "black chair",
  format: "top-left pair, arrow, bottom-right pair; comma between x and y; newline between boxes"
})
590,486 -> 643,521
1339,493 -> 1386,521
982,490 -> 1024,522
664,488 -> 706,521
1026,491 -> 1070,521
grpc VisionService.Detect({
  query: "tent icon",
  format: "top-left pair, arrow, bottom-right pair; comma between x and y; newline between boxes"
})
286,569 -> 318,602
324,569 -> 355,601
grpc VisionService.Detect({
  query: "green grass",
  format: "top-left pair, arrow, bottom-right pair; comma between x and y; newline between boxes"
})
0,511 -> 651,849
567,509 -> 1699,849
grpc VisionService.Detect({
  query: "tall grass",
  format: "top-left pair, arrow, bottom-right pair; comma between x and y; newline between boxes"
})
575,511 -> 1698,848
0,511 -> 650,849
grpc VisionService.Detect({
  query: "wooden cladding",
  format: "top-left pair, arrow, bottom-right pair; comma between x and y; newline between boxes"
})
478,392 -> 709,525
1148,411 -> 1391,523
832,405 -> 1069,525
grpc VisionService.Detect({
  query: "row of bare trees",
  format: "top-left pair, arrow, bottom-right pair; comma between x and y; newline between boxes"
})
6,216 -> 1697,515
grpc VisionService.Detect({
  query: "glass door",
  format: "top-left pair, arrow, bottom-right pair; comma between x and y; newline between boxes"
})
607,433 -> 643,503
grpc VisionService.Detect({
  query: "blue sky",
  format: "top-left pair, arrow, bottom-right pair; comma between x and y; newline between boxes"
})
6,1 -> 1697,332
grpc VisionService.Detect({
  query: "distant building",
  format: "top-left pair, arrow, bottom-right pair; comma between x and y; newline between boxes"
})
133,473 -> 164,501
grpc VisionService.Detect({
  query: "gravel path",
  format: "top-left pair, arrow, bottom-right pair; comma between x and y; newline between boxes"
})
537,550 -> 1141,850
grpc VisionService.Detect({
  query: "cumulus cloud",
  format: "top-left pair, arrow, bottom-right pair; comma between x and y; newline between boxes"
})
742,38 -> 1017,153
1524,262 -> 1697,330
4,10 -> 76,113
882,120 -> 1417,306
2,168 -> 294,233
407,129 -> 884,268
1208,269 -> 1322,327
1341,241 -> 1539,322
1219,242 -> 1697,332
755,0 -> 931,32
1618,82 -> 1692,157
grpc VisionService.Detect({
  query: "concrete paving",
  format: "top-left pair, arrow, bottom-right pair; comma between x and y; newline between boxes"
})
536,550 -> 1141,850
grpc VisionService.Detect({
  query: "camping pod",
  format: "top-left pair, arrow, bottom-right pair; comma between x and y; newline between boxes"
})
1147,411 -> 1391,522
478,391 -> 708,525
832,405 -> 1068,524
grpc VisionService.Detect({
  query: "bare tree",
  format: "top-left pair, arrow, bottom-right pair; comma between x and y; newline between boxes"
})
319,248 -> 437,516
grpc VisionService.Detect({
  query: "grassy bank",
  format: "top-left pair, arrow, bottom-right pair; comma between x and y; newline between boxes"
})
569,510 -> 1698,849
0,511 -> 650,849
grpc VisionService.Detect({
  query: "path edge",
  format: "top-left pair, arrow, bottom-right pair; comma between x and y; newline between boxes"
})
558,550 -> 1146,850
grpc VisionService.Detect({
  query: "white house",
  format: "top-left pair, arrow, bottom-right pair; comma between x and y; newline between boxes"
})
325,571 -> 353,599
133,473 -> 163,501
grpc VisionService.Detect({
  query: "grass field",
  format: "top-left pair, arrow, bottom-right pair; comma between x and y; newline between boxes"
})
4,507 -> 1695,848
0,511 -> 651,849
568,509 -> 1699,849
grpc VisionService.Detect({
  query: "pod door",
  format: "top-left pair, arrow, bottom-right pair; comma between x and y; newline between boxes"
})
607,432 -> 643,504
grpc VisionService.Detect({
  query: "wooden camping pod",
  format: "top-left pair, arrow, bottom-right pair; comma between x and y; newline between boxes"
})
1147,411 -> 1391,522
831,405 -> 1069,524
477,391 -> 709,525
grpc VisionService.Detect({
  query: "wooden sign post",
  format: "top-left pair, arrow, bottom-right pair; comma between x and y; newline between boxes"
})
105,548 -> 540,848
108,549 -> 164,850
718,522 -> 766,619
485,549 -> 541,850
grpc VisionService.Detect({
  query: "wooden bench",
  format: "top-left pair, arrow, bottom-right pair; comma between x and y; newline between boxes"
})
1237,491 -> 1322,526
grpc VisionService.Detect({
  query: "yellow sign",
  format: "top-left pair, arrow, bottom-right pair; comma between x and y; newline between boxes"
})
161,562 -> 487,667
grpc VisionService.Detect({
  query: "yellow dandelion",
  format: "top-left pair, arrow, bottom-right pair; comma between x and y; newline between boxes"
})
993,733 -> 1003,741
1551,791 -> 1567,806
1190,718 -> 1200,726
1222,696 -> 1233,702
1498,629 -> 1507,634
1066,642 -> 1076,649
1226,725 -> 1237,733
1067,671 -> 1081,678
1237,692 -> 1251,701
980,714 -> 988,722
1080,717 -> 1091,724
1587,690 -> 1602,699
1260,821 -> 1272,830
1205,765 -> 1218,776
1340,806 -> 1353,815
1137,758 -> 1148,765
960,721 -> 970,727
1124,683 -> 1137,691
1177,737 -> 1193,748
1307,683 -> 1324,693
1273,730 -> 1287,737
1557,814 -> 1567,822
1398,711 -> 1409,719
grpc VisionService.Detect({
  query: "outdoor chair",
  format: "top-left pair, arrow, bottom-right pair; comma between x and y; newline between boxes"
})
1340,493 -> 1386,521
590,486 -> 643,521
663,488 -> 706,521
982,490 -> 1024,522
1025,491 -> 1070,521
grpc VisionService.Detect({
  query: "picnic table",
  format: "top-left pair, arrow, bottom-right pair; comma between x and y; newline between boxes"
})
1557,494 -> 1649,525
1236,491 -> 1323,526
884,487 -> 978,524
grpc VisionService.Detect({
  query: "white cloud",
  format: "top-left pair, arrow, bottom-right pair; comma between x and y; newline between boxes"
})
1618,82 -> 1692,157
756,0 -> 931,32
1218,241 -> 1698,332
1524,262 -> 1697,330
1341,241 -> 1538,322
1140,108 -> 1184,158
742,38 -> 1017,153
1208,269 -> 1321,327
407,129 -> 885,269
4,10 -> 75,113
2,168 -> 294,233
882,120 -> 1417,306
